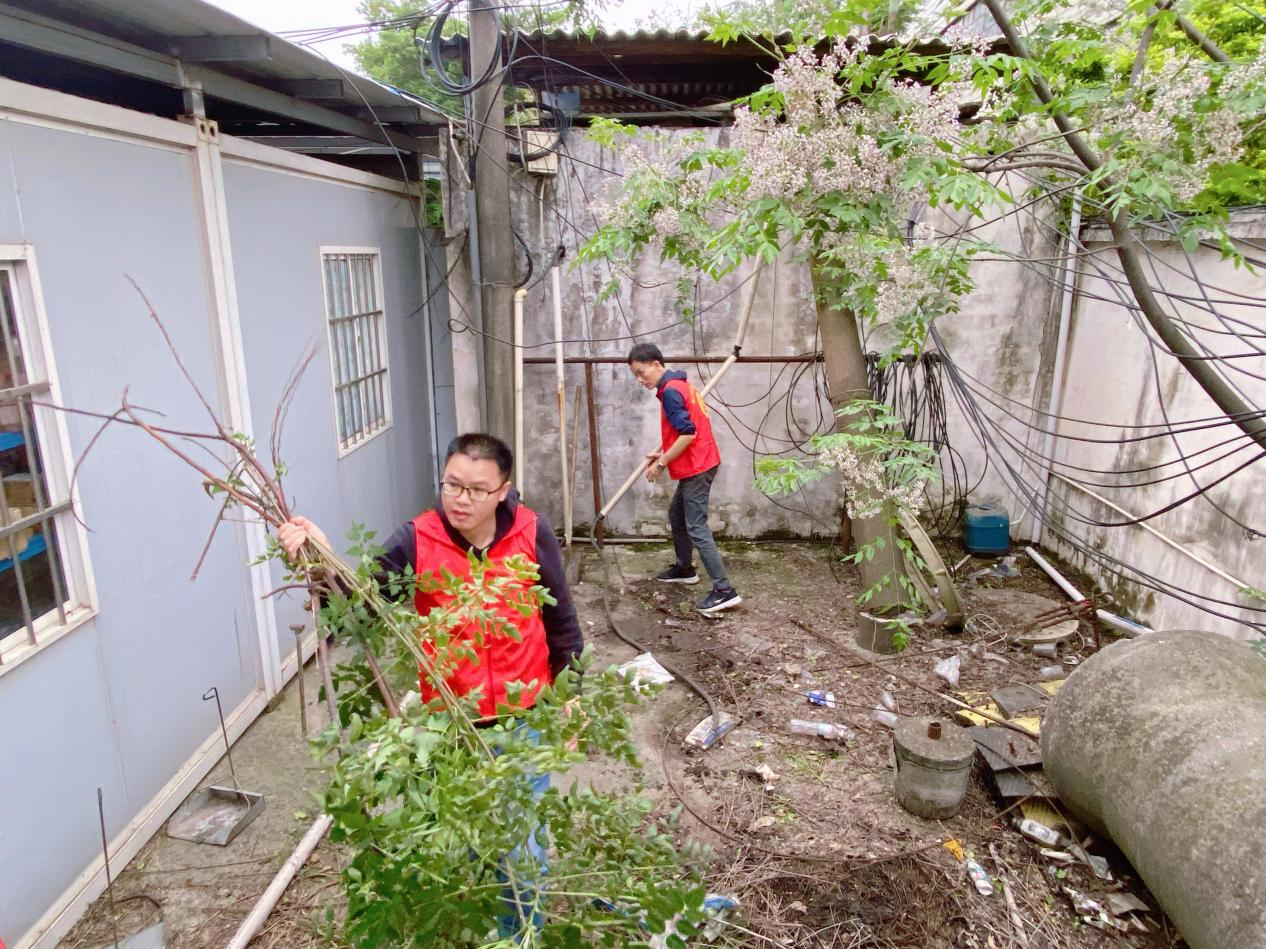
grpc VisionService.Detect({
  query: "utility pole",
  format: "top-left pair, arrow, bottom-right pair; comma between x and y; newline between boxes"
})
467,0 -> 515,443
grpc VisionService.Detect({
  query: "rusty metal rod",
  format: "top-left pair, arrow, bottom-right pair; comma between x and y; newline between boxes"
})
584,363 -> 605,546
522,354 -> 820,365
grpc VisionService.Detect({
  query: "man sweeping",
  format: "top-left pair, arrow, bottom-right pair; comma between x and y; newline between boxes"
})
626,343 -> 742,614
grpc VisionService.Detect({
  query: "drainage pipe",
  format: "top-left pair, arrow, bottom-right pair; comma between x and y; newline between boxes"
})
226,813 -> 333,949
1031,193 -> 1082,543
1043,629 -> 1266,949
550,253 -> 571,546
1025,545 -> 1151,637
513,287 -> 526,493
600,261 -> 765,520
1023,545 -> 1086,602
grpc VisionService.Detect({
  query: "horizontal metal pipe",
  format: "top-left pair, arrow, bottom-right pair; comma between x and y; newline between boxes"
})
521,354 -> 822,365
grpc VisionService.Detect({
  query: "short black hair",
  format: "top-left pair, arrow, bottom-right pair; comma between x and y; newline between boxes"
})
445,433 -> 513,478
627,342 -> 664,365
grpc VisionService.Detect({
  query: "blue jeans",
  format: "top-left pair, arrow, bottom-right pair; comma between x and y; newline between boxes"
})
494,724 -> 550,941
668,465 -> 730,590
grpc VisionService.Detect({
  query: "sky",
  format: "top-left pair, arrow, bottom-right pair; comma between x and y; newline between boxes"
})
206,0 -> 707,72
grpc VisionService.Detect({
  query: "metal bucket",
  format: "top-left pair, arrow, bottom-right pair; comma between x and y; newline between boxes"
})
893,716 -> 975,819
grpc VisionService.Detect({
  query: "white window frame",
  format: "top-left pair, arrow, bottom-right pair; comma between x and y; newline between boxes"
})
0,245 -> 97,675
318,246 -> 393,457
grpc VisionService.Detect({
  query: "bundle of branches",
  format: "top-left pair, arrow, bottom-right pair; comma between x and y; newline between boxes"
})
75,283 -> 711,948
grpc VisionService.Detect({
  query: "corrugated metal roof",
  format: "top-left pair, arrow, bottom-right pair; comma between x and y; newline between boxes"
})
0,0 -> 450,125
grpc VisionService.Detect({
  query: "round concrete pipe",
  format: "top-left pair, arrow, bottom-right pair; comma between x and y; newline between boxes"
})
1041,630 -> 1266,949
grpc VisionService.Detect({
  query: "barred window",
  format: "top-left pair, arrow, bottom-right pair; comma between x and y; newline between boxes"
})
0,261 -> 81,664
321,249 -> 391,453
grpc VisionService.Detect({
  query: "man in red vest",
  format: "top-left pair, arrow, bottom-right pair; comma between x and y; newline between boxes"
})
277,433 -> 582,939
627,343 -> 742,614
277,432 -> 584,717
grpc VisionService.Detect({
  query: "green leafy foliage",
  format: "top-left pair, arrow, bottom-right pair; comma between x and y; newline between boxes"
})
293,530 -> 707,947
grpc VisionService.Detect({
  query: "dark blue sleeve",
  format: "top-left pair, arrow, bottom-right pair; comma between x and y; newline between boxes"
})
534,515 -> 584,677
661,386 -> 697,435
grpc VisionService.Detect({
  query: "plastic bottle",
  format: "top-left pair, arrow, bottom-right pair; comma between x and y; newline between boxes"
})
1016,818 -> 1064,847
788,719 -> 853,740
965,859 -> 994,895
871,706 -> 899,728
879,689 -> 897,711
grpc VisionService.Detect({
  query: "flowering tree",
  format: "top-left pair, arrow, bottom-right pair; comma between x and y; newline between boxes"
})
579,0 -> 1266,636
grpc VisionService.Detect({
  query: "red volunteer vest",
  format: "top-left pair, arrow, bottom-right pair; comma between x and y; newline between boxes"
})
411,506 -> 553,718
659,376 -> 721,480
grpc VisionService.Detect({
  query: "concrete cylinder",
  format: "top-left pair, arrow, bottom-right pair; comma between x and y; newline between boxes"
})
1042,630 -> 1266,949
893,716 -> 975,819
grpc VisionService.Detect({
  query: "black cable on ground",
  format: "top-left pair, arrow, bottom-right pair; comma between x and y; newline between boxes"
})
588,522 -> 722,732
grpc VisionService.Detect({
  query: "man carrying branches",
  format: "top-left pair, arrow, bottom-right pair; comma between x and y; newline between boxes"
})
277,431 -> 584,938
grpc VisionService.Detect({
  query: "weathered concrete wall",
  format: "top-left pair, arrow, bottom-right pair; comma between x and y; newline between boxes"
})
440,127 -> 1265,638
917,199 -> 1266,639
1045,217 -> 1266,638
445,129 -> 839,538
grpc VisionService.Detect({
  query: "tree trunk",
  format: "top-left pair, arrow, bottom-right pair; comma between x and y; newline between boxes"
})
812,261 -> 908,643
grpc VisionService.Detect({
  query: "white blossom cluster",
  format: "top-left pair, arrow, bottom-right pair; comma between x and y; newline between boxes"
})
820,438 -> 928,520
1100,58 -> 1243,201
731,43 -> 959,206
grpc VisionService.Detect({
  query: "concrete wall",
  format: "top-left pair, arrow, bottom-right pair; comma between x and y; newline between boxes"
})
0,79 -> 439,947
443,127 -> 1264,638
1043,217 -> 1266,638
930,204 -> 1266,639
446,129 -> 839,539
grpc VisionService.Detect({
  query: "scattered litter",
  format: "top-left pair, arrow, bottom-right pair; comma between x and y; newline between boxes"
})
952,554 -> 972,574
788,719 -> 854,741
649,893 -> 739,947
617,653 -> 676,688
1038,665 -> 1064,681
700,894 -> 740,941
1068,842 -> 1114,882
944,839 -> 994,896
879,689 -> 897,712
663,617 -> 687,628
1040,848 -> 1075,864
1015,818 -> 1064,847
743,763 -> 780,791
683,713 -> 736,750
934,653 -> 961,687
872,706 -> 899,728
983,651 -> 1011,664
806,689 -> 837,708
1032,642 -> 1059,659
1105,892 -> 1151,917
966,859 -> 994,896
1061,885 -> 1130,932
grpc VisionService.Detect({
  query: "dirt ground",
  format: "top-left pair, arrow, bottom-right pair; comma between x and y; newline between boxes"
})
62,539 -> 1185,948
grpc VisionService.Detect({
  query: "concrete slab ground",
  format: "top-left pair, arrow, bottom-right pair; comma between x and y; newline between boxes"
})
60,644 -> 340,948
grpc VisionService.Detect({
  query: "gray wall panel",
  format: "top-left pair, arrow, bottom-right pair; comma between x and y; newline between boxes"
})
220,161 -> 436,650
0,121 -> 262,944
